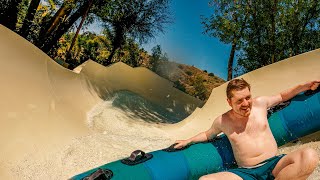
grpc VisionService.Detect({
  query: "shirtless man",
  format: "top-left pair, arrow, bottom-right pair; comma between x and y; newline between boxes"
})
174,78 -> 319,180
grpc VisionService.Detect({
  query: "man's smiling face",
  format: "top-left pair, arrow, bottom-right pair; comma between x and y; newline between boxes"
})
227,87 -> 252,117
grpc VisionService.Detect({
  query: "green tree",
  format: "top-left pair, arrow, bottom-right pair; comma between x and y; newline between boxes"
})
36,0 -> 94,54
193,76 -> 207,101
203,0 -> 320,77
150,45 -> 162,72
2,0 -> 171,68
173,80 -> 186,92
237,0 -> 320,74
67,0 -> 94,57
0,0 -> 23,31
95,0 -> 171,66
125,39 -> 141,67
19,0 -> 41,37
202,0 -> 249,80
56,31 -> 108,68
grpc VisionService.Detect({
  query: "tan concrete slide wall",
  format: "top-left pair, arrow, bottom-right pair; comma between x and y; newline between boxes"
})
166,48 -> 320,139
0,24 -> 319,178
0,25 -> 202,178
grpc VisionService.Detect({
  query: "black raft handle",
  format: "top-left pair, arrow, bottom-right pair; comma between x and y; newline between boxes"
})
162,143 -> 191,152
267,100 -> 291,118
82,168 -> 113,180
121,150 -> 153,166
163,136 -> 224,153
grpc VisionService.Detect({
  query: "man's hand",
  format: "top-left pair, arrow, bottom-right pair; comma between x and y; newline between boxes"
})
310,81 -> 320,91
303,81 -> 320,91
174,139 -> 191,149
172,120 -> 221,150
278,80 -> 320,103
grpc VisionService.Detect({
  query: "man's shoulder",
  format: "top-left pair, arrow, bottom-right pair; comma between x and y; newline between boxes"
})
253,96 -> 264,102
253,96 -> 268,106
215,112 -> 232,131
219,111 -> 232,123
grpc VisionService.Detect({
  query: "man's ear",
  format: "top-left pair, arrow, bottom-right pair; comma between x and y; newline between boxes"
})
227,98 -> 232,107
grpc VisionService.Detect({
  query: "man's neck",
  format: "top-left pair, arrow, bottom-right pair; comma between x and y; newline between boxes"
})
230,110 -> 249,122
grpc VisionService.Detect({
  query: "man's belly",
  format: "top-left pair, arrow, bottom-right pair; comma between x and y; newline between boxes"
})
230,134 -> 278,167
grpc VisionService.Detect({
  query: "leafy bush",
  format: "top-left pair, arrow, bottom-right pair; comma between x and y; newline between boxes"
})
186,71 -> 193,76
193,76 -> 207,101
173,80 -> 186,92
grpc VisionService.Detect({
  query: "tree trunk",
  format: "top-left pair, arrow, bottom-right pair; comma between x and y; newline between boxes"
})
104,25 -> 124,66
40,1 -> 89,53
227,41 -> 236,81
68,0 -> 94,54
270,0 -> 277,64
45,0 -> 74,36
105,46 -> 117,66
37,0 -> 75,47
295,0 -> 319,55
3,0 -> 22,31
19,0 -> 41,38
0,4 -> 8,25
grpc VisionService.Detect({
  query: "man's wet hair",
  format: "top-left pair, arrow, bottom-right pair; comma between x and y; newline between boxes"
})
226,78 -> 251,99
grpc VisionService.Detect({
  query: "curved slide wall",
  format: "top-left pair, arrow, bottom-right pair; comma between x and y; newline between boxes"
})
71,84 -> 320,179
0,24 -> 319,179
167,47 -> 320,139
0,25 -> 202,178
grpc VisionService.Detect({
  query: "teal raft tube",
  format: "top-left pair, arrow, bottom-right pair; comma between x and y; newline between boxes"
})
70,88 -> 320,180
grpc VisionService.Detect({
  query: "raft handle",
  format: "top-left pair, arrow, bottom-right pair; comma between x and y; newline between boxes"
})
82,168 -> 113,180
267,101 -> 291,118
162,142 -> 192,152
121,150 -> 153,166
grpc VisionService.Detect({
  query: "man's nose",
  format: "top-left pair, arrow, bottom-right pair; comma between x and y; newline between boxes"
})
242,99 -> 249,106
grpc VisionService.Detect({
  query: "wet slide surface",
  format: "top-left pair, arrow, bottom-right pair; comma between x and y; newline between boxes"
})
0,25 -> 319,179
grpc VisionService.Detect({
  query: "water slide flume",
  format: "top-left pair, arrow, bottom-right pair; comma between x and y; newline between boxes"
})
70,87 -> 320,179
0,25 -> 203,179
0,25 -> 319,179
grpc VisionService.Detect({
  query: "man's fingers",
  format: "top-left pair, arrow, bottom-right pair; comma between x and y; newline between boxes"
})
311,83 -> 319,90
174,144 -> 181,149
174,141 -> 180,149
311,80 -> 320,84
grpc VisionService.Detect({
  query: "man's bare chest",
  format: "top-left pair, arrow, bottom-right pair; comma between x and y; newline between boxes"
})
223,109 -> 269,139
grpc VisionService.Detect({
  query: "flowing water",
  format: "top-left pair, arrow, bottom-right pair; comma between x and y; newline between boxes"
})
10,91 -> 184,179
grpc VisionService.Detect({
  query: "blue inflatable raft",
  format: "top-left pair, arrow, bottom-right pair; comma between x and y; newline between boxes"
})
70,88 -> 320,180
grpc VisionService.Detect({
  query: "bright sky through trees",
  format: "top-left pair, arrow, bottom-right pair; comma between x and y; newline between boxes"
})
143,0 -> 231,80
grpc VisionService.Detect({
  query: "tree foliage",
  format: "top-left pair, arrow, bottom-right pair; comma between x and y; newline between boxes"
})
202,0 -> 249,80
0,0 -> 23,30
203,0 -> 320,77
149,44 -> 169,73
192,75 -> 207,101
19,0 -> 41,37
54,31 -> 147,69
0,0 -> 171,68
94,0 -> 171,65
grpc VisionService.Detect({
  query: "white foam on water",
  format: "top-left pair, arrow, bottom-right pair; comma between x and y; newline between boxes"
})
86,98 -> 173,146
10,97 -> 174,180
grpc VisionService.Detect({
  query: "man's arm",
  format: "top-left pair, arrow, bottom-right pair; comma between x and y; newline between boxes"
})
174,116 -> 222,149
259,81 -> 320,109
